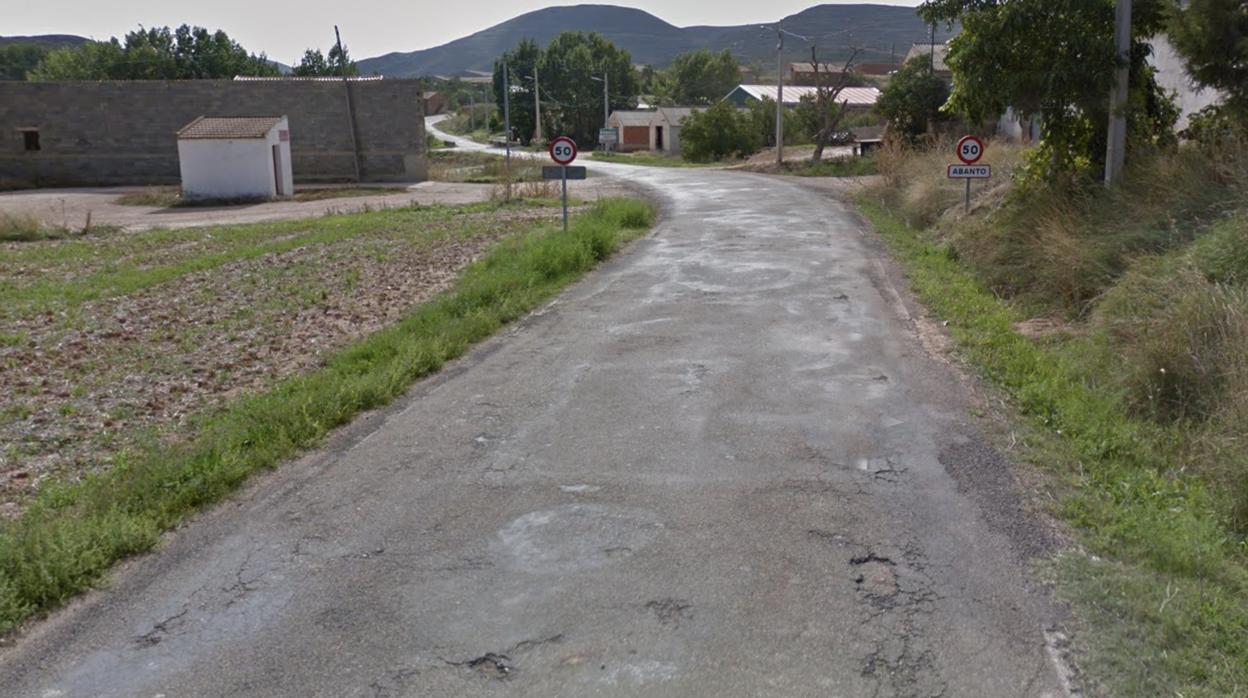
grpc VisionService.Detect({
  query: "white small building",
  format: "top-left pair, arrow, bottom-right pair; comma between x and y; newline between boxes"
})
176,116 -> 293,200
650,107 -> 695,154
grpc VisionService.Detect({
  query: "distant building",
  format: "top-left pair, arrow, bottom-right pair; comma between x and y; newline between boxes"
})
605,107 -> 698,154
723,84 -> 882,110
176,116 -> 294,200
0,79 -> 427,187
651,107 -> 695,154
903,43 -> 952,79
605,110 -> 654,152
423,91 -> 449,116
785,62 -> 855,85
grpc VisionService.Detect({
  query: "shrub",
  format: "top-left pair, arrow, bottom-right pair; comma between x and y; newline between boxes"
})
681,102 -> 758,163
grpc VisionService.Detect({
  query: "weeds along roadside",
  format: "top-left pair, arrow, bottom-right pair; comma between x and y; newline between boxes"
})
0,197 -> 654,636
859,138 -> 1248,696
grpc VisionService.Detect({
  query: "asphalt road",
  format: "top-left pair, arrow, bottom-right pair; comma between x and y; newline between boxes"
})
0,123 -> 1070,697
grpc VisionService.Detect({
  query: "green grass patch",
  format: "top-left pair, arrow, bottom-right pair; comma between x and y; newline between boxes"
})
589,150 -> 724,168
115,187 -> 401,208
773,156 -> 878,177
0,198 -> 653,635
0,203 -> 506,321
858,200 -> 1248,696
0,213 -> 94,242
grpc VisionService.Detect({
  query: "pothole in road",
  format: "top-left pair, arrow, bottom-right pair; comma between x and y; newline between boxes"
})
494,504 -> 663,574
851,553 -> 899,600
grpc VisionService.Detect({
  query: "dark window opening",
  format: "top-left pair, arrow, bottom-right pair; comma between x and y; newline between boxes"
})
22,130 -> 39,152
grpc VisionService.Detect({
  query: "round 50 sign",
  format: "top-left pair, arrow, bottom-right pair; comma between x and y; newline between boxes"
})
549,136 -> 578,165
956,135 -> 985,165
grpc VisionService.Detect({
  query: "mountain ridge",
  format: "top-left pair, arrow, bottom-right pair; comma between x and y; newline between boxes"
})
358,4 -> 954,78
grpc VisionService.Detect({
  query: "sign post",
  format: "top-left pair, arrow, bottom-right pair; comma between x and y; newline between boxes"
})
548,136 -> 579,233
952,135 -> 988,213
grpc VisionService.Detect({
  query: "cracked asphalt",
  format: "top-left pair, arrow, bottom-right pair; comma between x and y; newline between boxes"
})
0,124 -> 1070,697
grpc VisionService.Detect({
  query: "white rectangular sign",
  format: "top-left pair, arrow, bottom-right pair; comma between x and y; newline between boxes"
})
948,164 -> 991,179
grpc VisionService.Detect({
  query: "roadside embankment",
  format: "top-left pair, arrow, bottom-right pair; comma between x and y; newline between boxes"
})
858,139 -> 1248,696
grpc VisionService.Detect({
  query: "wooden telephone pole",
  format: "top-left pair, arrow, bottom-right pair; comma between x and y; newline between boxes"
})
1105,0 -> 1132,186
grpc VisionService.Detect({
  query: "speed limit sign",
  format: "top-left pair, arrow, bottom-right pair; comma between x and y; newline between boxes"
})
956,135 -> 984,165
549,136 -> 578,165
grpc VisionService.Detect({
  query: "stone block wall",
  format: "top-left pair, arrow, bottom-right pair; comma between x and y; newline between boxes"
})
0,79 -> 427,186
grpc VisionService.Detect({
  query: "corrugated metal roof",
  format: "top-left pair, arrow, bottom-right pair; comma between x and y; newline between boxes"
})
232,75 -> 384,81
177,116 -> 284,139
728,85 -> 881,107
655,107 -> 695,124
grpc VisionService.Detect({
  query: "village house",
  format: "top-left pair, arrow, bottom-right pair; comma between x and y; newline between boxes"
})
176,116 -> 294,200
605,110 -> 654,152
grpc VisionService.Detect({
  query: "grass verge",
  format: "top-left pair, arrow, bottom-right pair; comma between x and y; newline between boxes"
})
857,200 -> 1248,696
589,150 -> 725,168
0,197 -> 654,635
115,187 -> 403,208
1,213 -> 117,242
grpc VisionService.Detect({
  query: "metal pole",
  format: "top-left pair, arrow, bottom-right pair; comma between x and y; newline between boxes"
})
776,25 -> 784,167
965,178 -> 971,214
534,71 -> 542,144
335,25 -> 362,183
503,64 -> 511,166
603,72 -> 610,152
929,24 -> 936,73
1105,0 -> 1131,186
561,165 -> 568,233
469,93 -> 475,132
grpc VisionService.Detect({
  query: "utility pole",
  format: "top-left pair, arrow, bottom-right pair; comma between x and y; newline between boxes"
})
469,93 -> 476,132
1105,0 -> 1132,186
335,25 -> 361,182
592,72 -> 611,151
503,64 -> 511,166
929,24 -> 936,73
776,23 -> 784,167
533,71 -> 542,144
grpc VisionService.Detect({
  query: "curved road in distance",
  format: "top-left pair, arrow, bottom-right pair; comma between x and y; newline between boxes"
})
0,118 -> 1072,697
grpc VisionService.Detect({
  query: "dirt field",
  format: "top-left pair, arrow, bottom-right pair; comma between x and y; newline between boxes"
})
0,199 -> 597,517
0,177 -> 632,233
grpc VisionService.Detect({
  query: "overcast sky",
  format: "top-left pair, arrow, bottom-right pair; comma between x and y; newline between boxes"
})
7,1 -> 925,64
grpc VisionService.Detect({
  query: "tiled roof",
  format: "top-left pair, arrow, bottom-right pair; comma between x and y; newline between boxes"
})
609,110 -> 656,126
655,107 -> 695,124
177,116 -> 283,139
904,43 -> 950,73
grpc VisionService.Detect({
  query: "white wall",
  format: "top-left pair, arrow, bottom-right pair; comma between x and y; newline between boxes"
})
1149,36 -> 1222,131
177,117 -> 293,200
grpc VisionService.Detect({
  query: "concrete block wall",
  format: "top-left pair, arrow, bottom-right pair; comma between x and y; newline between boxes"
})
0,80 -> 427,187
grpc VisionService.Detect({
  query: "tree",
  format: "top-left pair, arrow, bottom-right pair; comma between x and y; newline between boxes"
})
293,40 -> 358,77
681,102 -> 758,162
0,44 -> 50,80
653,49 -> 741,106
492,39 -> 542,145
876,55 -> 951,141
1169,0 -> 1248,114
919,0 -> 1178,179
28,25 -> 278,80
534,32 -> 637,147
806,46 -> 865,161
